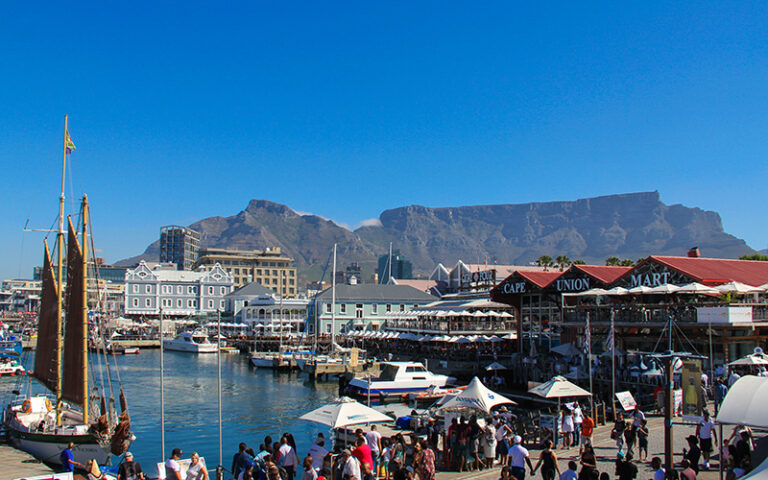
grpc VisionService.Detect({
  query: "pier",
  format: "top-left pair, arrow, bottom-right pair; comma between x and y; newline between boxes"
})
0,443 -> 54,479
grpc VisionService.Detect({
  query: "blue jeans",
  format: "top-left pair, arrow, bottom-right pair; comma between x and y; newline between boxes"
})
573,424 -> 580,444
510,466 -> 526,480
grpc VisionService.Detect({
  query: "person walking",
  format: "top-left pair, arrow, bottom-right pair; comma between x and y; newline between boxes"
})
696,409 -> 716,470
117,452 -> 145,480
416,440 -> 435,480
532,440 -> 560,480
366,425 -> 382,474
507,436 -> 534,480
186,452 -> 209,480
166,448 -> 184,480
572,403 -> 583,446
578,412 -> 595,456
611,413 -> 627,455
636,420 -> 649,462
279,436 -> 300,480
61,442 -> 84,473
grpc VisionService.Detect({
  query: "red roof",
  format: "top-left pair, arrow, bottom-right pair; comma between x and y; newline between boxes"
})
648,256 -> 768,286
517,270 -> 563,288
571,265 -> 633,284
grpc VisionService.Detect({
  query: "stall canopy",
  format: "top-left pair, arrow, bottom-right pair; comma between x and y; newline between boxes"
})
528,376 -> 592,399
299,397 -> 392,429
715,281 -> 763,294
716,376 -> 768,429
485,362 -> 507,371
728,348 -> 768,366
675,282 -> 719,295
440,376 -> 516,413
550,343 -> 582,358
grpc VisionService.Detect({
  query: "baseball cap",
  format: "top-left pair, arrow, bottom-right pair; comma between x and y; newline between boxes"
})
513,435 -> 522,444
172,448 -> 183,457
125,452 -> 134,458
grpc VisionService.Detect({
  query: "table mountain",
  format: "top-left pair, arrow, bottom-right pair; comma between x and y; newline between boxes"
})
117,192 -> 754,282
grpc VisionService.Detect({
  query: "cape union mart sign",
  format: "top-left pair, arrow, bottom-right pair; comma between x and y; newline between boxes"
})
500,276 -> 592,294
629,271 -> 671,288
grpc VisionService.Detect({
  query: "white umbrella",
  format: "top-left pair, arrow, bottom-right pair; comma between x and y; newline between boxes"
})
300,397 -> 392,429
440,376 -> 516,412
488,335 -> 504,342
605,287 -> 630,296
648,283 -> 681,294
758,283 -> 768,292
729,348 -> 768,366
454,336 -> 472,344
501,333 -> 517,340
574,288 -> 609,296
550,343 -> 582,357
485,362 -> 507,371
676,282 -> 719,294
715,281 -> 763,294
528,376 -> 592,399
627,285 -> 654,294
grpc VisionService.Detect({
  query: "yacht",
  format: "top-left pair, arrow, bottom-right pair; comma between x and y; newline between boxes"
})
163,331 -> 217,353
346,361 -> 454,398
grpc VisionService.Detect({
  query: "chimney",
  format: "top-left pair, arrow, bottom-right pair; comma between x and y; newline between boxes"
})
688,247 -> 701,258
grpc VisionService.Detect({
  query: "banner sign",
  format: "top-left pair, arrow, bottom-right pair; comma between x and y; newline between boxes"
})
615,391 -> 637,411
682,360 -> 704,422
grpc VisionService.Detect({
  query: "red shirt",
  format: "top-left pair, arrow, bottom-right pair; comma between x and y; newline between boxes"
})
353,444 -> 373,469
581,417 -> 595,437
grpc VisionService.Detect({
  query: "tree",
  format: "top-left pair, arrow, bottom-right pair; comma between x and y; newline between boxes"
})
536,255 -> 553,270
740,253 -> 768,262
555,255 -> 572,271
572,259 -> 586,265
636,257 -> 646,265
605,256 -> 621,266
620,259 -> 634,266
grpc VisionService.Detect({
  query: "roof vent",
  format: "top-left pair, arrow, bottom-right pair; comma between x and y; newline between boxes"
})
688,247 -> 701,258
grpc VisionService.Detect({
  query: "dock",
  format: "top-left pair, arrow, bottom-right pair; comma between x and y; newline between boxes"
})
0,443 -> 54,479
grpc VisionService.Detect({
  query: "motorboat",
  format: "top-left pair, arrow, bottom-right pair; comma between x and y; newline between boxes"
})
250,352 -> 283,368
0,357 -> 26,377
346,361 -> 454,398
163,331 -> 217,353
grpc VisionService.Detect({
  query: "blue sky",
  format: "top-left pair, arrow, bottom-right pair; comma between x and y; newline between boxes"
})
1,2 -> 767,279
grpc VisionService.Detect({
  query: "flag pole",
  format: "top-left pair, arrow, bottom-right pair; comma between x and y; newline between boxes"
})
587,312 -> 593,414
610,308 -> 616,419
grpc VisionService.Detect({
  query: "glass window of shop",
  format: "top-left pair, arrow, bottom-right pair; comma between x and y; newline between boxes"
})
521,293 -> 561,337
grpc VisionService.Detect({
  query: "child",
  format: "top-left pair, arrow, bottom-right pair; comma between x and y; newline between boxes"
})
637,419 -> 649,462
381,438 -> 391,480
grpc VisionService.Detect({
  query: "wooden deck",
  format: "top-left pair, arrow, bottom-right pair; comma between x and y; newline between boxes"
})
0,443 -> 55,479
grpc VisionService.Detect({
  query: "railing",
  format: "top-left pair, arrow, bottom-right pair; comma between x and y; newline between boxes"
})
563,302 -> 768,325
384,319 -> 516,333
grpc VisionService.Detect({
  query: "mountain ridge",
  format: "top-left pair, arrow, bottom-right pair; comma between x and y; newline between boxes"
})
117,192 -> 755,282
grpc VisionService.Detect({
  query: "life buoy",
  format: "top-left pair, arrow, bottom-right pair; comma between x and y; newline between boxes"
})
22,400 -> 32,413
45,398 -> 53,411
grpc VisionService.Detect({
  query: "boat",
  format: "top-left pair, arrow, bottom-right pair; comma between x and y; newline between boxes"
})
163,330 -> 217,353
3,117 -> 134,467
0,335 -> 23,357
123,347 -> 140,355
0,356 -> 26,377
346,361 -> 455,398
250,352 -> 282,368
403,385 -> 467,404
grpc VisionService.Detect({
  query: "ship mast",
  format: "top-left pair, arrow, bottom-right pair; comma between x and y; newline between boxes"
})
55,115 -> 69,426
81,195 -> 89,423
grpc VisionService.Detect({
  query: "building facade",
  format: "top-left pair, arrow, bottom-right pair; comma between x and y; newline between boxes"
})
195,247 -> 297,296
124,261 -> 233,318
312,284 -> 437,335
160,225 -> 200,270
378,250 -> 413,283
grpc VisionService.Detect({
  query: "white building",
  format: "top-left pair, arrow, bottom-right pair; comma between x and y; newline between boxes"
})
239,291 -> 309,335
124,261 -> 234,318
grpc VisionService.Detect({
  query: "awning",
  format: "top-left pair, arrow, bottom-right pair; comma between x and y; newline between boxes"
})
716,375 -> 768,428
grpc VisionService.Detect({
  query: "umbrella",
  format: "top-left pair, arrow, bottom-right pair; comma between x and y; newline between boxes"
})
528,376 -> 592,399
574,288 -> 609,296
485,362 -> 507,371
488,336 -> 504,342
440,377 -> 516,412
299,397 -> 392,429
501,333 -> 517,340
648,283 -> 681,294
715,282 -> 763,294
453,336 -> 472,344
676,282 -> 719,294
550,343 -> 582,358
729,348 -> 768,366
627,285 -> 654,294
605,287 -> 630,296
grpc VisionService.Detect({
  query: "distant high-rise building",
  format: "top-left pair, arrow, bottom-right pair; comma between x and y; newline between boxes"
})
378,250 -> 412,283
160,225 -> 200,270
195,247 -> 297,297
335,262 -> 363,285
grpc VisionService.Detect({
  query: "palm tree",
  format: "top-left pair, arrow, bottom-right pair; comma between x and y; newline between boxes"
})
572,259 -> 586,265
536,255 -> 553,270
620,259 -> 634,266
555,255 -> 572,271
605,256 -> 620,266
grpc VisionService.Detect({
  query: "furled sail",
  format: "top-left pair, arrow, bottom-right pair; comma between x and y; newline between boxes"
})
32,241 -> 60,393
62,216 -> 86,406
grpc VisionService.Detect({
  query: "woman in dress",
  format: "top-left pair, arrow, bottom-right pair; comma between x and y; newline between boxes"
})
186,452 -> 209,480
416,440 -> 435,480
532,440 -> 560,480
561,407 -> 575,449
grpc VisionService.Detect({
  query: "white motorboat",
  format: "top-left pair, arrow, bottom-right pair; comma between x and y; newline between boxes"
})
346,361 -> 454,398
250,352 -> 281,368
163,331 -> 217,353
0,358 -> 26,377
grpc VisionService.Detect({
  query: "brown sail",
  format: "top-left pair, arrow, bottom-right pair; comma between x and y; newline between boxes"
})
32,241 -> 60,393
62,216 -> 85,406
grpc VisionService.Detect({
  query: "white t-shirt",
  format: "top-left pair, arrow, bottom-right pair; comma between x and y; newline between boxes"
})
632,410 -> 645,428
508,444 -> 529,468
699,418 -> 715,439
165,459 -> 181,479
495,424 -> 507,442
365,430 -> 381,452
342,456 -> 361,480
654,468 -> 666,480
308,443 -> 328,470
573,407 -> 584,425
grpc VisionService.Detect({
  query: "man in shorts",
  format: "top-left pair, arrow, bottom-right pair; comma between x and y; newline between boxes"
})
579,411 -> 595,455
696,409 -> 717,470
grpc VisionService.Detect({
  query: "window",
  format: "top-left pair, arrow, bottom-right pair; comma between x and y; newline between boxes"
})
289,279 -> 294,285
220,287 -> 226,295
133,285 -> 139,293
325,303 -> 332,314
187,286 -> 194,294
208,286 -> 214,295
208,300 -> 214,308
145,298 -> 151,307
177,299 -> 182,307
132,298 -> 138,307
355,304 -> 363,319
220,300 -> 225,309
234,268 -> 240,275
272,279 -> 277,285
386,304 -> 392,312
372,304 -> 378,314
340,304 -> 346,314
289,288 -> 294,294
177,286 -> 183,294
188,300 -> 194,307
256,269 -> 262,275
272,270 -> 278,276
399,304 -> 405,312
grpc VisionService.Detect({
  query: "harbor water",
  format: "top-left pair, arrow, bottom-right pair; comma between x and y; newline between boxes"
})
1,350 -> 341,473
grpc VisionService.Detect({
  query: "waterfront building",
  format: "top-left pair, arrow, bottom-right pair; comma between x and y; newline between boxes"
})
160,225 -> 200,270
387,278 -> 442,296
195,247 -> 297,296
429,260 -> 548,294
490,252 -> 768,366
239,291 -> 309,335
224,282 -> 276,317
124,260 -> 233,318
378,250 -> 412,283
312,284 -> 436,335
0,279 -> 41,313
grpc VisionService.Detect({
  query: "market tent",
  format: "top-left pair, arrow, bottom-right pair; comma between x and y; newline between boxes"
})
299,397 -> 392,429
627,285 -> 654,295
528,376 -> 592,399
605,287 -> 630,296
574,288 -> 609,297
440,376 -> 516,413
716,376 -> 768,429
550,343 -> 582,357
485,362 -> 507,371
728,348 -> 768,366
676,282 -> 719,295
715,281 -> 763,294
742,457 -> 768,479
648,284 -> 681,294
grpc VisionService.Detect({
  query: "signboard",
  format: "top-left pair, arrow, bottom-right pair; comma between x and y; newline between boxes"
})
681,360 -> 704,422
615,391 -> 637,412
554,276 -> 591,292
673,389 -> 683,416
696,306 -> 753,324
461,269 -> 496,289
501,281 -> 527,294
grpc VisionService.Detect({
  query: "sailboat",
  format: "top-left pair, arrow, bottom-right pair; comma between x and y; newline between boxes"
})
3,116 -> 134,467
